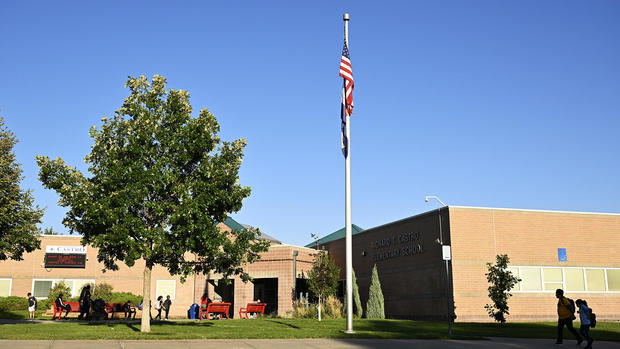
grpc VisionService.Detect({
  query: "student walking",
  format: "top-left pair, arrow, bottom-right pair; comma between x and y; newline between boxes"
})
27,293 -> 37,320
154,296 -> 163,320
555,289 -> 582,345
77,284 -> 91,320
576,299 -> 594,349
163,295 -> 172,320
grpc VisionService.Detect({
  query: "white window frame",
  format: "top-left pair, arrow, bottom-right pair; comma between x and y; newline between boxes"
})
511,266 -> 620,294
155,280 -> 176,300
31,279 -> 96,299
0,278 -> 12,297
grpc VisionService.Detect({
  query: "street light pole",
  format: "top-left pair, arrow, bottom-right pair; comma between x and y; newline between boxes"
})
426,195 -> 453,338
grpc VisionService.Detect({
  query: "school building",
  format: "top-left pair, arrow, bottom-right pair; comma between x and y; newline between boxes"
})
315,206 -> 620,322
0,217 -> 316,318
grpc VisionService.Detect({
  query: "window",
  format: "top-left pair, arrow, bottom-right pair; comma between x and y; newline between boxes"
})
565,268 -> 585,291
510,266 -> 619,293
156,280 -> 176,300
33,280 -> 53,298
32,279 -> 95,299
520,268 -> 542,291
607,269 -> 620,291
586,269 -> 606,291
0,279 -> 11,297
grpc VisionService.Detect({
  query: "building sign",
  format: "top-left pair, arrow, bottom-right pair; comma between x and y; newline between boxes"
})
558,248 -> 567,262
371,232 -> 425,262
46,245 -> 87,254
44,253 -> 86,268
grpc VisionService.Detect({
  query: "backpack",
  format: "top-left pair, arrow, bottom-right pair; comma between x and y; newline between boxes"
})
589,309 -> 597,328
565,297 -> 576,319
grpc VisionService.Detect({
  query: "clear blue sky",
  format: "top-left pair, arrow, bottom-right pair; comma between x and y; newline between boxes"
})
1,1 -> 619,247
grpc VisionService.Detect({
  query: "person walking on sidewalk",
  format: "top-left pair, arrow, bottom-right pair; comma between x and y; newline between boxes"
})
576,299 -> 594,349
555,289 -> 582,345
154,296 -> 163,320
163,295 -> 172,320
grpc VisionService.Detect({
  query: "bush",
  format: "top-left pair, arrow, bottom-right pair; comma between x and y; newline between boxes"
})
366,264 -> 385,319
47,281 -> 72,303
92,282 -> 113,302
292,298 -> 318,319
323,295 -> 343,319
0,296 -> 29,311
108,291 -> 141,305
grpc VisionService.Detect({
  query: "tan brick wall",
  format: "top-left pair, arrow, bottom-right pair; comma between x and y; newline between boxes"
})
0,232 -> 316,318
449,207 -> 620,321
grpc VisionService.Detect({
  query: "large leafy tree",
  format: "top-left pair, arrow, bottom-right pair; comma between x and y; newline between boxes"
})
36,75 -> 270,332
0,116 -> 43,260
307,249 -> 340,321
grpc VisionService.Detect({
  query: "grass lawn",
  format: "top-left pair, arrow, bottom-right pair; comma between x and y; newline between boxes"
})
0,318 -> 618,341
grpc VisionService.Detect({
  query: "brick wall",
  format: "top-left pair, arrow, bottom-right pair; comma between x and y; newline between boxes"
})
449,207 -> 620,321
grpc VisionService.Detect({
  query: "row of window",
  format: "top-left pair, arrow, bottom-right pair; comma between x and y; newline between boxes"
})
0,279 -> 176,299
507,266 -> 620,293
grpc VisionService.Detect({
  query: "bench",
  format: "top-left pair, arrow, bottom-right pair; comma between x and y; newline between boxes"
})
52,301 -> 80,320
239,303 -> 266,319
200,302 -> 231,320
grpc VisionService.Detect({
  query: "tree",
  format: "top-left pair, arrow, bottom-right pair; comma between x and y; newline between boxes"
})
307,249 -> 340,321
43,227 -> 60,235
0,116 -> 43,261
484,254 -> 521,323
366,264 -> 385,319
36,75 -> 270,332
344,268 -> 363,317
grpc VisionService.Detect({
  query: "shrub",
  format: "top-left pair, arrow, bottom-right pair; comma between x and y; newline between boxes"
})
324,295 -> 343,318
366,264 -> 385,319
92,282 -> 113,301
344,269 -> 363,318
47,281 -> 72,303
0,296 -> 29,311
108,291 -> 141,304
292,298 -> 318,319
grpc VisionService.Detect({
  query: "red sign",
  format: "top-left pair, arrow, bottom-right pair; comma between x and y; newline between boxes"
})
44,253 -> 86,268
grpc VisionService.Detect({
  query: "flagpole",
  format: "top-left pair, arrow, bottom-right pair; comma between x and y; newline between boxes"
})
343,12 -> 354,334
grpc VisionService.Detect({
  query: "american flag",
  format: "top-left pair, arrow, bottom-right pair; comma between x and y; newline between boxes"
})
339,41 -> 354,116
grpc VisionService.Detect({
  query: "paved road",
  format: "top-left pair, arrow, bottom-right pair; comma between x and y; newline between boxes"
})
0,338 -> 618,349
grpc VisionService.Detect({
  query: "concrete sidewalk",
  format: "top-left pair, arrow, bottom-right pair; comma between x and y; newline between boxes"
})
0,338 -> 618,349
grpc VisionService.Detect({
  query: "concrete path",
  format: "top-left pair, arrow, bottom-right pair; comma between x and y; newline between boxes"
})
0,338 -> 618,349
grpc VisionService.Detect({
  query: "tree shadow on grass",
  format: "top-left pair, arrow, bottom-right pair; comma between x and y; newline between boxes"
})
265,320 -> 301,329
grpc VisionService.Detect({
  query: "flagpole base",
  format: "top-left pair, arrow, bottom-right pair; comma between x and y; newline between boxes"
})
342,330 -> 356,334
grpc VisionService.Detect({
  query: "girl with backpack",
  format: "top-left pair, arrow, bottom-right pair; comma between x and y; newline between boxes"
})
154,296 -> 163,320
576,299 -> 594,349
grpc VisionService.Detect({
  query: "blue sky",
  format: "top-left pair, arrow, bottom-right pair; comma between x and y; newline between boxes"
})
1,1 -> 619,246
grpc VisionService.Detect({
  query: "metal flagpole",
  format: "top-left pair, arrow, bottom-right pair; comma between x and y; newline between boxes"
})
343,12 -> 354,334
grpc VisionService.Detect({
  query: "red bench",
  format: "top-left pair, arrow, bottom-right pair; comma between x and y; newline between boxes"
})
200,302 -> 231,320
52,301 -> 80,320
239,303 -> 266,319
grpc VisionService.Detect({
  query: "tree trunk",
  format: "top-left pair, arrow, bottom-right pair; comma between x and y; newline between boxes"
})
141,265 -> 152,333
318,295 -> 321,322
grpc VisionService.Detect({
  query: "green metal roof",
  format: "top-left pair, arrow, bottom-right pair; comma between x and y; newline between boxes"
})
223,216 -> 246,231
223,216 -> 282,244
305,224 -> 365,248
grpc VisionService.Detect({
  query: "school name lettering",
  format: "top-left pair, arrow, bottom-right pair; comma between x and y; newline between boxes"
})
371,232 -> 424,262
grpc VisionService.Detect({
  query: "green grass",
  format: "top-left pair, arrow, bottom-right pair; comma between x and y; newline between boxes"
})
0,319 -> 618,341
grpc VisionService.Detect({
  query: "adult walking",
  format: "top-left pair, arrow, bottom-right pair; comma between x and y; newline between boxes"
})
77,284 -> 91,320
576,299 -> 594,349
555,289 -> 582,345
